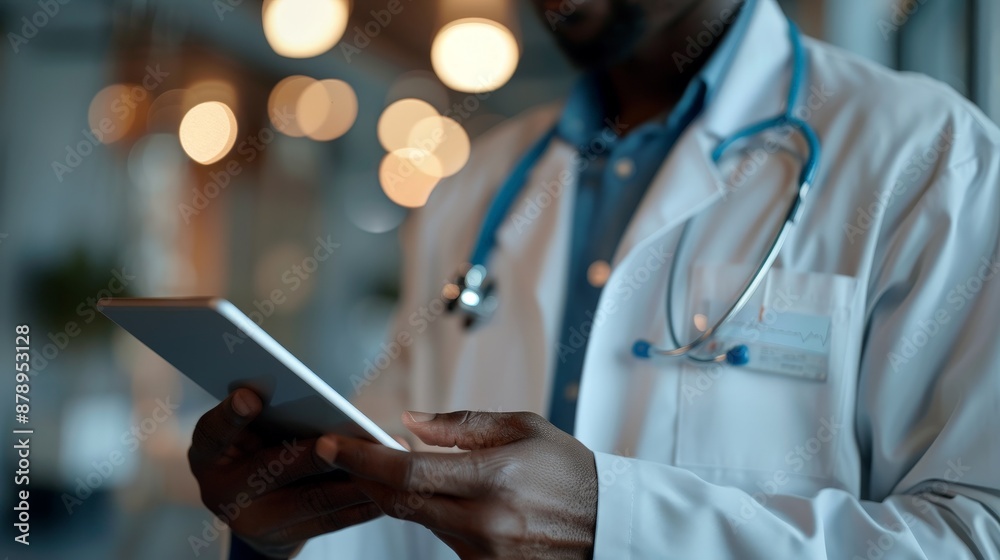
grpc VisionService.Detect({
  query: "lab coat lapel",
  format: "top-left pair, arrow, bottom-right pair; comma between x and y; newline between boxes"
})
612,0 -> 793,266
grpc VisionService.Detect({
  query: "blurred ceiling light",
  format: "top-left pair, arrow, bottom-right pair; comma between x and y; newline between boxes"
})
407,115 -> 470,177
431,18 -> 519,93
297,79 -> 358,141
386,70 -> 451,113
262,0 -> 348,58
178,101 -> 238,165
89,84 -> 140,144
269,75 -> 317,137
379,148 -> 442,208
377,98 -> 439,152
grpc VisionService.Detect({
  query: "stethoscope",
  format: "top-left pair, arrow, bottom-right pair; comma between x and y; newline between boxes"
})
443,18 -> 821,368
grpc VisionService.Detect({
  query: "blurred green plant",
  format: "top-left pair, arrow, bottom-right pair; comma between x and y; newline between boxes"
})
27,248 -> 134,338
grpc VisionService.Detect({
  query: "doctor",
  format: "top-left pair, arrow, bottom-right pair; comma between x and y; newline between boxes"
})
189,0 -> 1000,558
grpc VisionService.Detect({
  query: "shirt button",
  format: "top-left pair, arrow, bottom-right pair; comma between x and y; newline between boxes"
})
564,382 -> 579,401
614,157 -> 634,179
587,260 -> 611,287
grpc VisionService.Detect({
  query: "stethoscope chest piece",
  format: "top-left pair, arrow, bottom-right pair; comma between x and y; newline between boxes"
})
443,264 -> 498,328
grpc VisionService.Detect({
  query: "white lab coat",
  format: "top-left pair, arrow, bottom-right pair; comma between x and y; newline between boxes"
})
298,0 -> 1000,557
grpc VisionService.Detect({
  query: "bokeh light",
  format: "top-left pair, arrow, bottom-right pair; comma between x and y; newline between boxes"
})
268,75 -> 317,137
262,0 -> 349,58
297,79 -> 358,141
178,101 -> 238,165
377,98 -> 439,152
379,148 -> 442,208
88,84 -> 140,144
407,115 -> 470,177
431,18 -> 519,93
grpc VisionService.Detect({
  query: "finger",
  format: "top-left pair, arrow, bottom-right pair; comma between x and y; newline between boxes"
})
347,475 -> 461,530
321,435 -> 482,497
246,437 -> 339,492
402,410 -> 546,450
261,501 -> 384,546
241,477 -> 372,529
189,389 -> 263,466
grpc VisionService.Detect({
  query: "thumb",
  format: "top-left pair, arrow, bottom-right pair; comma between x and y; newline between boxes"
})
401,410 -> 545,450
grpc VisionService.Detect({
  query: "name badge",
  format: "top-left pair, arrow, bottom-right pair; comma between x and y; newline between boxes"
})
709,303 -> 832,382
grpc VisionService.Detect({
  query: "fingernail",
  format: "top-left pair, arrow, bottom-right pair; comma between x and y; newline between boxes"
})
232,391 -> 254,417
406,411 -> 435,423
316,436 -> 337,465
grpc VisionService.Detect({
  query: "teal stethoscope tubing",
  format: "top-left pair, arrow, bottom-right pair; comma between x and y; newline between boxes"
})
448,19 -> 821,367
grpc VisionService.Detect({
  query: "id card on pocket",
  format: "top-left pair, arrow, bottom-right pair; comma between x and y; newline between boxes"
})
706,302 -> 832,382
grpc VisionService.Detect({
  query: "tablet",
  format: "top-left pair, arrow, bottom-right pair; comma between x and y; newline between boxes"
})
98,297 -> 406,451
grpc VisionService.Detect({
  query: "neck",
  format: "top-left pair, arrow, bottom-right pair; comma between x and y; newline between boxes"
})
603,0 -> 745,128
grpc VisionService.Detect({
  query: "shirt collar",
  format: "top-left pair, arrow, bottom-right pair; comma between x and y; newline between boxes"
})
556,0 -> 758,146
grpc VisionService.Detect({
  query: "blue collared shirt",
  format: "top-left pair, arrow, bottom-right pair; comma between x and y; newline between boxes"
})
548,0 -> 757,434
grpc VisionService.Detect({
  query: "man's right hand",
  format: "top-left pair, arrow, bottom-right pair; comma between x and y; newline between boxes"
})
188,388 -> 383,559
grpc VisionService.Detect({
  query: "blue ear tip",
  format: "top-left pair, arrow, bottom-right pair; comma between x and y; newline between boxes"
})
726,344 -> 750,366
632,340 -> 653,359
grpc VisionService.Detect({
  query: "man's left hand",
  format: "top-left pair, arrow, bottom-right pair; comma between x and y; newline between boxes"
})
317,411 -> 598,559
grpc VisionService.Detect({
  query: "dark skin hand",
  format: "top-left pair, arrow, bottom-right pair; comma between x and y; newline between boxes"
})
188,388 -> 383,559
317,410 -> 599,560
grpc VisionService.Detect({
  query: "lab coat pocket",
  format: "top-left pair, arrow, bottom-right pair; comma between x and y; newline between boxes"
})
674,264 -> 859,490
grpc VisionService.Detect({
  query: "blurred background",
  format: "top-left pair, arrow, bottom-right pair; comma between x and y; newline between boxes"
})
0,0 -> 997,558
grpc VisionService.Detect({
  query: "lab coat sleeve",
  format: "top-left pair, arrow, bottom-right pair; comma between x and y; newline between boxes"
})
591,125 -> 1000,559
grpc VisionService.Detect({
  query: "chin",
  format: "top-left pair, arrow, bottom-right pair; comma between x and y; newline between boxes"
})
549,2 -> 646,69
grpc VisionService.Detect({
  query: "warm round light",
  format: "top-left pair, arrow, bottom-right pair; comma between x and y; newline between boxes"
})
297,79 -> 358,141
262,0 -> 348,58
431,18 -> 519,93
89,84 -> 140,144
379,148 -> 442,208
269,75 -> 317,137
178,101 -> 238,165
377,98 -> 439,152
407,115 -> 470,177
